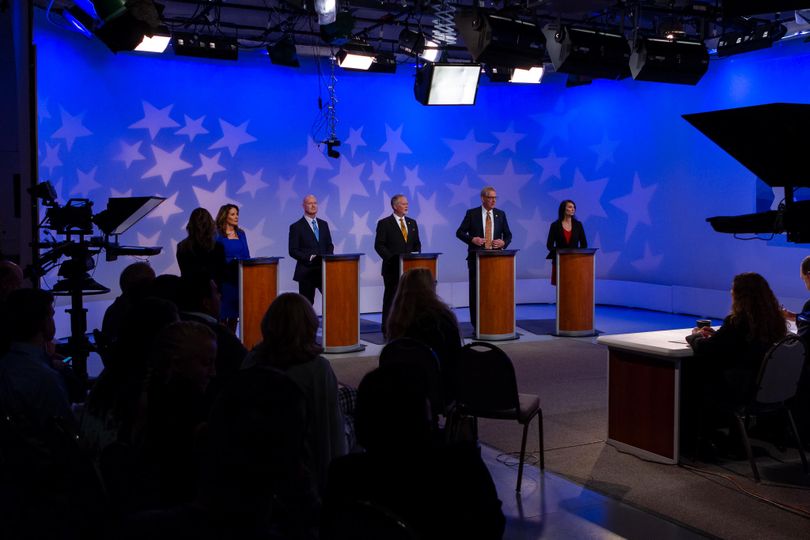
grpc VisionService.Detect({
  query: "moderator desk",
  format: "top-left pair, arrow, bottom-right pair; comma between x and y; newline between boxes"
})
597,328 -> 694,464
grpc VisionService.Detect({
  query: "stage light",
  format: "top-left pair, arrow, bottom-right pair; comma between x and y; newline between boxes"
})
268,35 -> 300,67
455,10 -> 545,69
630,37 -> 709,85
173,32 -> 239,61
543,24 -> 631,80
368,51 -> 397,74
717,22 -> 787,57
510,66 -> 544,83
134,28 -> 171,53
398,29 -> 443,62
315,0 -> 337,25
414,63 -> 481,106
92,0 -> 162,53
336,42 -> 376,71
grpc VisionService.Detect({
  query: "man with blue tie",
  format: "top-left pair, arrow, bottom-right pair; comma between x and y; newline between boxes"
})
456,186 -> 512,333
289,194 -> 334,304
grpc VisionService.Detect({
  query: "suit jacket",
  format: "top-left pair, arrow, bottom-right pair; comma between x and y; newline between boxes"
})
375,215 -> 422,276
455,207 -> 512,261
289,217 -> 334,283
546,219 -> 587,260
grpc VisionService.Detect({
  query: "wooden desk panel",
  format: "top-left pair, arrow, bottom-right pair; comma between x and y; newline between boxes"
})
323,258 -> 361,352
240,261 -> 279,350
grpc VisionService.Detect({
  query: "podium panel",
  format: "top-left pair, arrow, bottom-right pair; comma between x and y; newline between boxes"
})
476,250 -> 518,340
399,252 -> 441,280
556,248 -> 596,336
239,257 -> 282,350
323,254 -> 365,353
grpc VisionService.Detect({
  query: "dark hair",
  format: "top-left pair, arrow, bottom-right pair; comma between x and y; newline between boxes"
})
118,261 -> 155,294
147,274 -> 183,307
178,272 -> 216,312
0,260 -> 24,301
801,256 -> 810,276
256,293 -> 323,370
730,272 -> 786,344
557,200 -> 576,222
215,204 -> 240,236
386,268 -> 457,340
181,207 -> 217,253
2,288 -> 54,341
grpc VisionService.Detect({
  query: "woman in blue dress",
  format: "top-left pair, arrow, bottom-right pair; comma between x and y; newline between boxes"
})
215,204 -> 250,333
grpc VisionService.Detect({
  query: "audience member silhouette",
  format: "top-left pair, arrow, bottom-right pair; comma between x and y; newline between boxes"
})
176,207 -> 226,286
243,292 -> 347,495
322,363 -> 506,540
146,273 -> 183,307
101,261 -> 156,345
0,259 -> 24,301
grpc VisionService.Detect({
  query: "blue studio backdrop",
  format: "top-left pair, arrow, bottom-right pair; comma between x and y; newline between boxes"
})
33,11 -> 810,326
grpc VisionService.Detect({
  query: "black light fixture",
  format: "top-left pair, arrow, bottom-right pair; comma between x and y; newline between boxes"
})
630,37 -> 709,85
92,0 -> 163,53
455,9 -> 545,69
717,22 -> 787,57
368,51 -> 397,74
485,65 -> 544,84
542,24 -> 631,80
336,41 -> 377,70
398,28 -> 442,62
414,63 -> 481,106
173,32 -> 239,60
268,35 -> 300,67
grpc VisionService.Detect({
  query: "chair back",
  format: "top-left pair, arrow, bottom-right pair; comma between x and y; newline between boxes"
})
380,338 -> 443,416
755,333 -> 806,405
454,342 -> 519,411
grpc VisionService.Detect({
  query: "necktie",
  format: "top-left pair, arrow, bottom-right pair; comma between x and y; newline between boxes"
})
312,219 -> 319,242
485,211 -> 493,249
400,218 -> 408,242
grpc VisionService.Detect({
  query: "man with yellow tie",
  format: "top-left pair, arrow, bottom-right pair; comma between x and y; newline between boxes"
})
374,194 -> 422,335
455,186 -> 513,333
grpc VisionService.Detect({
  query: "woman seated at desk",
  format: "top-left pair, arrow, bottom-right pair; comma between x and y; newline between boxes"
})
685,272 -> 787,453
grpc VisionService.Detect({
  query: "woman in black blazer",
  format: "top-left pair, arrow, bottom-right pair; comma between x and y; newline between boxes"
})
546,200 -> 587,285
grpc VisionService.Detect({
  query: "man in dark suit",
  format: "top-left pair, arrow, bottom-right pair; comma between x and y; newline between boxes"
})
374,194 -> 421,335
455,186 -> 512,333
289,194 -> 334,304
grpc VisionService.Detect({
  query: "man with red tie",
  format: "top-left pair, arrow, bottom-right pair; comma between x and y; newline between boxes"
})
374,194 -> 421,335
455,186 -> 512,333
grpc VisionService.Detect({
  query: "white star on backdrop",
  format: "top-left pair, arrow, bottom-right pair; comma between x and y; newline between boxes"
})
415,192 -> 447,247
368,160 -> 391,194
492,123 -> 526,154
447,175 -> 480,208
38,97 -> 51,120
70,166 -> 102,196
516,207 -> 549,250
116,140 -> 146,169
534,148 -> 567,184
155,239 -> 180,276
329,156 -> 368,216
41,142 -> 62,174
591,232 -> 621,277
402,165 -> 425,198
148,191 -> 184,225
242,218 -> 274,254
344,127 -> 367,157
443,129 -> 493,170
487,159 -> 533,208
111,187 -> 134,198
209,118 -> 257,157
317,195 -> 336,230
51,107 -> 92,150
129,101 -> 179,140
275,175 -> 299,213
192,181 -> 236,216
142,144 -> 193,186
631,242 -> 663,272
237,168 -> 268,198
548,169 -> 609,222
589,133 -> 620,170
298,138 -> 334,185
376,191 -> 394,224
349,211 -> 373,250
360,257 -> 382,285
380,124 -> 412,170
137,231 -> 161,250
193,152 -> 226,182
610,173 -> 657,241
176,114 -> 208,142
333,238 -> 347,254
531,99 -> 577,149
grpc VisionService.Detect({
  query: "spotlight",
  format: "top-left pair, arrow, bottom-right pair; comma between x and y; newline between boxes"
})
336,42 -> 376,71
368,51 -> 397,74
173,32 -> 239,61
398,29 -> 442,62
717,22 -> 787,57
485,65 -> 544,83
455,10 -> 545,69
134,27 -> 171,53
315,0 -> 337,25
414,63 -> 481,106
268,35 -> 300,67
543,24 -> 631,80
630,37 -> 709,85
93,0 -> 162,53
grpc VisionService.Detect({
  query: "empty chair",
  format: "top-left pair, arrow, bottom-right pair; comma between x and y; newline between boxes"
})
733,333 -> 809,482
379,338 -> 444,422
451,341 -> 543,491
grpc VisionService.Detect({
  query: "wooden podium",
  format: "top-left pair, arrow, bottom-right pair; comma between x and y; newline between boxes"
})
399,252 -> 441,280
476,249 -> 518,341
239,257 -> 282,349
322,253 -> 365,354
555,248 -> 597,337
